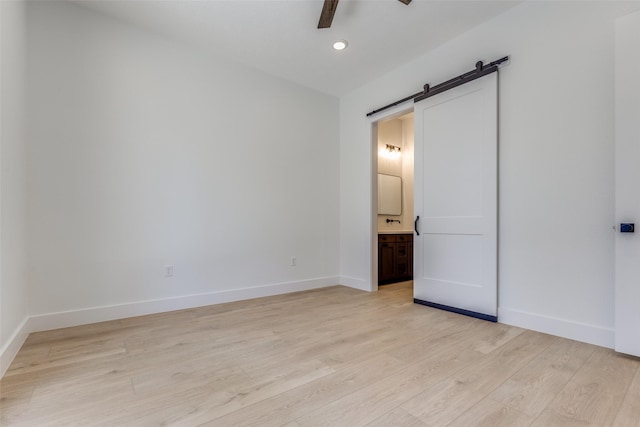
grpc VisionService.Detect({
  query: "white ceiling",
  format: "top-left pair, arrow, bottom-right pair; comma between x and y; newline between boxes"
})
74,0 -> 520,96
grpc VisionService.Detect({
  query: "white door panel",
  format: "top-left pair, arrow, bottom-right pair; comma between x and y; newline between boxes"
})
414,72 -> 498,319
422,90 -> 485,219
423,234 -> 483,285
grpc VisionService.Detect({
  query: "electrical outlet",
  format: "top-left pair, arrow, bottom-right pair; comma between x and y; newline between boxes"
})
165,265 -> 174,277
291,257 -> 297,267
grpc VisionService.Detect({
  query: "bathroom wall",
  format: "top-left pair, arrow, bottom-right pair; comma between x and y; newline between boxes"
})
377,115 -> 414,233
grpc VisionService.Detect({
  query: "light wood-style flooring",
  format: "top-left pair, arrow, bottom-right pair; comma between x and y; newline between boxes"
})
2,282 -> 640,426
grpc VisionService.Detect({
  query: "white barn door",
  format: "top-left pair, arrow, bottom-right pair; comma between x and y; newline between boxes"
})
413,72 -> 498,321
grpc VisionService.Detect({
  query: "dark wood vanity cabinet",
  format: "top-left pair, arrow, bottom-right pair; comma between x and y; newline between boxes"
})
378,234 -> 413,285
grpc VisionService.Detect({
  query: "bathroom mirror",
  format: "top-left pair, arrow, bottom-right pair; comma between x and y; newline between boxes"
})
378,174 -> 402,215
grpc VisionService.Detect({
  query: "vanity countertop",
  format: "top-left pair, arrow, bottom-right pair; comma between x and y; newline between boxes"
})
378,230 -> 414,235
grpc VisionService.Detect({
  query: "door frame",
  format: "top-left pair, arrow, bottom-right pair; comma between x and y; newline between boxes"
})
369,103 -> 414,292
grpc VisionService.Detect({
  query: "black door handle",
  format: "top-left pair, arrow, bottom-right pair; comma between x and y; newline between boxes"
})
414,216 -> 420,236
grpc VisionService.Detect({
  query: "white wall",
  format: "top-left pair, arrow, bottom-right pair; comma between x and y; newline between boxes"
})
26,1 -> 339,325
614,10 -> 640,356
340,1 -> 639,346
1,0 -> 29,376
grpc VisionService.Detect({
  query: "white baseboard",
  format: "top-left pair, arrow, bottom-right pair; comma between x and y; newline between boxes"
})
0,277 -> 339,378
28,276 -> 340,333
499,307 -> 615,349
1,316 -> 30,378
339,275 -> 372,291
4,281 -> 615,379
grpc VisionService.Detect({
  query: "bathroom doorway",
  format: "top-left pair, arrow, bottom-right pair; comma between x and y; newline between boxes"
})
373,111 -> 414,294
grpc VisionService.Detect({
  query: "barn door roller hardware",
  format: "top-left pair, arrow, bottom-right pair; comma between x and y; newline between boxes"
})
366,56 -> 509,117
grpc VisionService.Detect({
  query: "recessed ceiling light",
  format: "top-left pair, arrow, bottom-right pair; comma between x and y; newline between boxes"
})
333,40 -> 348,51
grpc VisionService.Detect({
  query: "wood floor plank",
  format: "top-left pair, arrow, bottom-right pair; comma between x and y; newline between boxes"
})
188,353 -> 405,426
292,325 -> 488,426
531,347 -> 638,426
101,359 -> 336,426
3,346 -> 127,377
487,337 -> 595,417
400,330 -> 555,426
471,323 -> 525,354
613,359 -> 640,427
447,397 -> 536,427
2,282 -> 639,426
364,407 -> 427,427
0,381 -> 34,410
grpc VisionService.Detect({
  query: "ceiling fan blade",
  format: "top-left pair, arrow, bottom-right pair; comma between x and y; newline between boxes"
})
318,0 -> 339,29
398,0 -> 412,4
